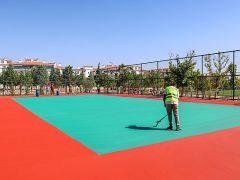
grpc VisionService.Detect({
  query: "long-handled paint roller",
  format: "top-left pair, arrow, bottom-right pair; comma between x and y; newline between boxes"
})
153,114 -> 168,127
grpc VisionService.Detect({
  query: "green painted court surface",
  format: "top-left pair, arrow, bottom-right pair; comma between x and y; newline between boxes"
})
15,95 -> 240,154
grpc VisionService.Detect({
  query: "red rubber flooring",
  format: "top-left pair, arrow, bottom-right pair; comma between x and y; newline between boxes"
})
1,96 -> 240,180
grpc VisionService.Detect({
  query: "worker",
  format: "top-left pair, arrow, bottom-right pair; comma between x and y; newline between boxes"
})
163,82 -> 181,131
97,84 -> 100,94
50,83 -> 54,95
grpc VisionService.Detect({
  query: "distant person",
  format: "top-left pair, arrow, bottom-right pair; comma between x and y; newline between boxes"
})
163,82 -> 181,131
50,83 -> 54,95
97,85 -> 100,94
46,86 -> 49,95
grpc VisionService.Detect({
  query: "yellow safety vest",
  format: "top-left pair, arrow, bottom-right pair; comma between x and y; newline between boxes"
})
165,86 -> 179,103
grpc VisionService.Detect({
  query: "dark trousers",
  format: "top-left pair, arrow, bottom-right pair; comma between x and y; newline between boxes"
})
166,104 -> 180,127
51,89 -> 54,95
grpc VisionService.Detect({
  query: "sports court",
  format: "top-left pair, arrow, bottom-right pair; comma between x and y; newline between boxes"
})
1,95 -> 240,180
14,95 -> 240,154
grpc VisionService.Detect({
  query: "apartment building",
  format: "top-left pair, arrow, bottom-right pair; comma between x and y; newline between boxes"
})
1,57 -> 153,78
0,58 -> 11,73
0,58 -> 63,75
73,66 -> 96,78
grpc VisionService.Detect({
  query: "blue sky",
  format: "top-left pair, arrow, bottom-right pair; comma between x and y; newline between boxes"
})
0,0 -> 240,68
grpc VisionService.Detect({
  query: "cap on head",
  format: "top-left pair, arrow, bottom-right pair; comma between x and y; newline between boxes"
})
167,81 -> 176,86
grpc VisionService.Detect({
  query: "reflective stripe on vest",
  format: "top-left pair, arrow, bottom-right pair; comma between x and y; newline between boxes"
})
165,86 -> 178,103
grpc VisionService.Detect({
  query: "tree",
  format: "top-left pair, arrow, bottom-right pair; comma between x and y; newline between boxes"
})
204,53 -> 230,98
204,55 -> 214,98
190,70 -> 201,97
213,53 -> 229,97
204,55 -> 213,75
128,72 -> 141,94
167,51 -> 196,96
24,71 -> 33,95
82,72 -> 95,93
236,78 -> 240,89
227,63 -> 237,88
94,62 -> 104,88
32,65 -> 49,94
116,64 -> 131,93
100,74 -> 115,93
82,78 -> 95,93
3,65 -> 17,95
75,72 -> 84,93
213,53 -> 229,75
143,71 -> 163,95
18,72 -> 25,95
0,70 -> 6,95
49,66 -> 62,88
95,62 -> 101,83
62,65 -> 74,93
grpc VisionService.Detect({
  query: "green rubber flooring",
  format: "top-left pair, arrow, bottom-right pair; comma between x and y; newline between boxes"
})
14,95 -> 240,154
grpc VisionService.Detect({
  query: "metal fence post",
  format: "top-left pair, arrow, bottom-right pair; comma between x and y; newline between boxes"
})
233,51 -> 235,100
141,63 -> 143,95
176,59 -> 179,89
128,79 -> 130,95
201,55 -> 204,99
157,61 -> 159,92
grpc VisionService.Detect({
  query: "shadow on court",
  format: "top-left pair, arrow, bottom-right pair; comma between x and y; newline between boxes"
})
125,125 -> 169,131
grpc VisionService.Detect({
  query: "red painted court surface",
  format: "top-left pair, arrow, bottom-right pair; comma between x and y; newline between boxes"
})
1,95 -> 240,180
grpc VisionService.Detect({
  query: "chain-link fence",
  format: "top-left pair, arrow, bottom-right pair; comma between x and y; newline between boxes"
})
0,50 -> 239,99
0,80 -> 97,96
98,50 -> 240,100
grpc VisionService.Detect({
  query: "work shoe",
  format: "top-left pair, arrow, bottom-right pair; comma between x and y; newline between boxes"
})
176,126 -> 182,131
166,126 -> 173,130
